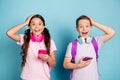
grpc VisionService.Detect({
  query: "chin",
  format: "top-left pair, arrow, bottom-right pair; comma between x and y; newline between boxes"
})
81,35 -> 89,38
33,32 -> 41,35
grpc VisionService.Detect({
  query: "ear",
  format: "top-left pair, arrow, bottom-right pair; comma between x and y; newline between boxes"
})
28,27 -> 31,30
76,27 -> 79,32
43,26 -> 46,28
43,26 -> 46,30
42,26 -> 45,32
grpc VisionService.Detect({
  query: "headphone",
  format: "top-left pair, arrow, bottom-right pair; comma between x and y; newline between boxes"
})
30,33 -> 45,42
77,36 -> 92,44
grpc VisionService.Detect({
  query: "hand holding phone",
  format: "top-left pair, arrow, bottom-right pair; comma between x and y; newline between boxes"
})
38,50 -> 47,59
83,57 -> 93,61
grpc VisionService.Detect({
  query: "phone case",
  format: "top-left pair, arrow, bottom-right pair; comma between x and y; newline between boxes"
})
38,50 -> 47,59
38,50 -> 47,54
83,57 -> 93,61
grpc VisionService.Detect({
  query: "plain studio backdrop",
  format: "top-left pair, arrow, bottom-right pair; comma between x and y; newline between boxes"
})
0,0 -> 120,80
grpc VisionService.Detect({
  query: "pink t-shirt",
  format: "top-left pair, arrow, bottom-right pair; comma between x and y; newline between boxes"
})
17,34 -> 57,80
65,36 -> 103,80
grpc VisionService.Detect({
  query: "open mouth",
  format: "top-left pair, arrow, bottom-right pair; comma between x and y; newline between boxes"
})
82,32 -> 88,34
81,32 -> 88,36
34,29 -> 40,32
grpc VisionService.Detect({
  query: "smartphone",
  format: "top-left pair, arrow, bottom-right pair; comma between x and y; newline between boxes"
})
38,50 -> 47,54
83,57 -> 93,61
38,50 -> 47,59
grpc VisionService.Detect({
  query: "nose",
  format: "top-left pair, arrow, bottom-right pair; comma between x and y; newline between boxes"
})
83,26 -> 86,30
35,25 -> 39,28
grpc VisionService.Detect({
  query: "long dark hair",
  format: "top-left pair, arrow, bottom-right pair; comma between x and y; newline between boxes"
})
76,15 -> 92,28
21,14 -> 51,67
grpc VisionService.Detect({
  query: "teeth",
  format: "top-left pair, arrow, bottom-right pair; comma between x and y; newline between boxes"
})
35,30 -> 40,32
82,32 -> 87,34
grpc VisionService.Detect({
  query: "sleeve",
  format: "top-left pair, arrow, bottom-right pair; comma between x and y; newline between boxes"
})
65,42 -> 72,58
16,34 -> 24,46
95,36 -> 104,49
50,38 -> 57,53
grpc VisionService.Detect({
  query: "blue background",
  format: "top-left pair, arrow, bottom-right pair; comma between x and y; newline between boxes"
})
0,0 -> 120,80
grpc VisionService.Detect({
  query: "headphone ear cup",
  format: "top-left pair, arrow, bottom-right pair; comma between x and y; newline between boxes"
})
81,37 -> 85,44
86,37 -> 92,43
78,37 -> 85,44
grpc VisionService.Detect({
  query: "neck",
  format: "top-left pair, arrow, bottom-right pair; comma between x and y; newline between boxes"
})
84,38 -> 87,43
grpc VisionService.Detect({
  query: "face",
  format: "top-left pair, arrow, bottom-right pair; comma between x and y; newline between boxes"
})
77,19 -> 92,38
29,18 -> 44,36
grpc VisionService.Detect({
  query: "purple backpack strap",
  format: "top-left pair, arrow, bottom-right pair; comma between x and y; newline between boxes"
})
92,37 -> 98,60
70,39 -> 77,80
71,39 -> 77,63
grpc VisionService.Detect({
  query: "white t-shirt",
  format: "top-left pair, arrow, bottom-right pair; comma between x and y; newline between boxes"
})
65,36 -> 103,80
17,34 -> 57,80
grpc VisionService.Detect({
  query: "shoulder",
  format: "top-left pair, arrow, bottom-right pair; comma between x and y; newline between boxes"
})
17,34 -> 24,46
50,38 -> 54,41
93,36 -> 104,47
67,40 -> 77,48
19,34 -> 24,38
50,38 -> 56,44
93,36 -> 103,42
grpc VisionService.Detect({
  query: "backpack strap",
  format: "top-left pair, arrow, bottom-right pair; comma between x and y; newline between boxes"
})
91,37 -> 98,60
71,39 -> 78,63
70,39 -> 77,80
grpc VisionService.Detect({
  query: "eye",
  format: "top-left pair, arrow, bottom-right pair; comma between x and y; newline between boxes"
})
86,25 -> 89,28
79,26 -> 83,28
31,23 -> 35,26
39,23 -> 42,25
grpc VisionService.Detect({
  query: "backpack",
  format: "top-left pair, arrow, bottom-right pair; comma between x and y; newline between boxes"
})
70,37 -> 98,80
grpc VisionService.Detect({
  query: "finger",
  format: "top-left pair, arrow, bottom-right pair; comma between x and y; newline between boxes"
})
39,54 -> 44,58
80,56 -> 84,61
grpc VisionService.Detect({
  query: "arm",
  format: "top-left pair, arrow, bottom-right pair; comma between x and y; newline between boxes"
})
63,57 -> 91,69
47,52 -> 56,67
6,15 -> 33,42
6,23 -> 27,41
91,18 -> 115,43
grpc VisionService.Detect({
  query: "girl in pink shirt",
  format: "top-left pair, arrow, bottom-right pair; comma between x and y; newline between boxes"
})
7,14 -> 57,80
